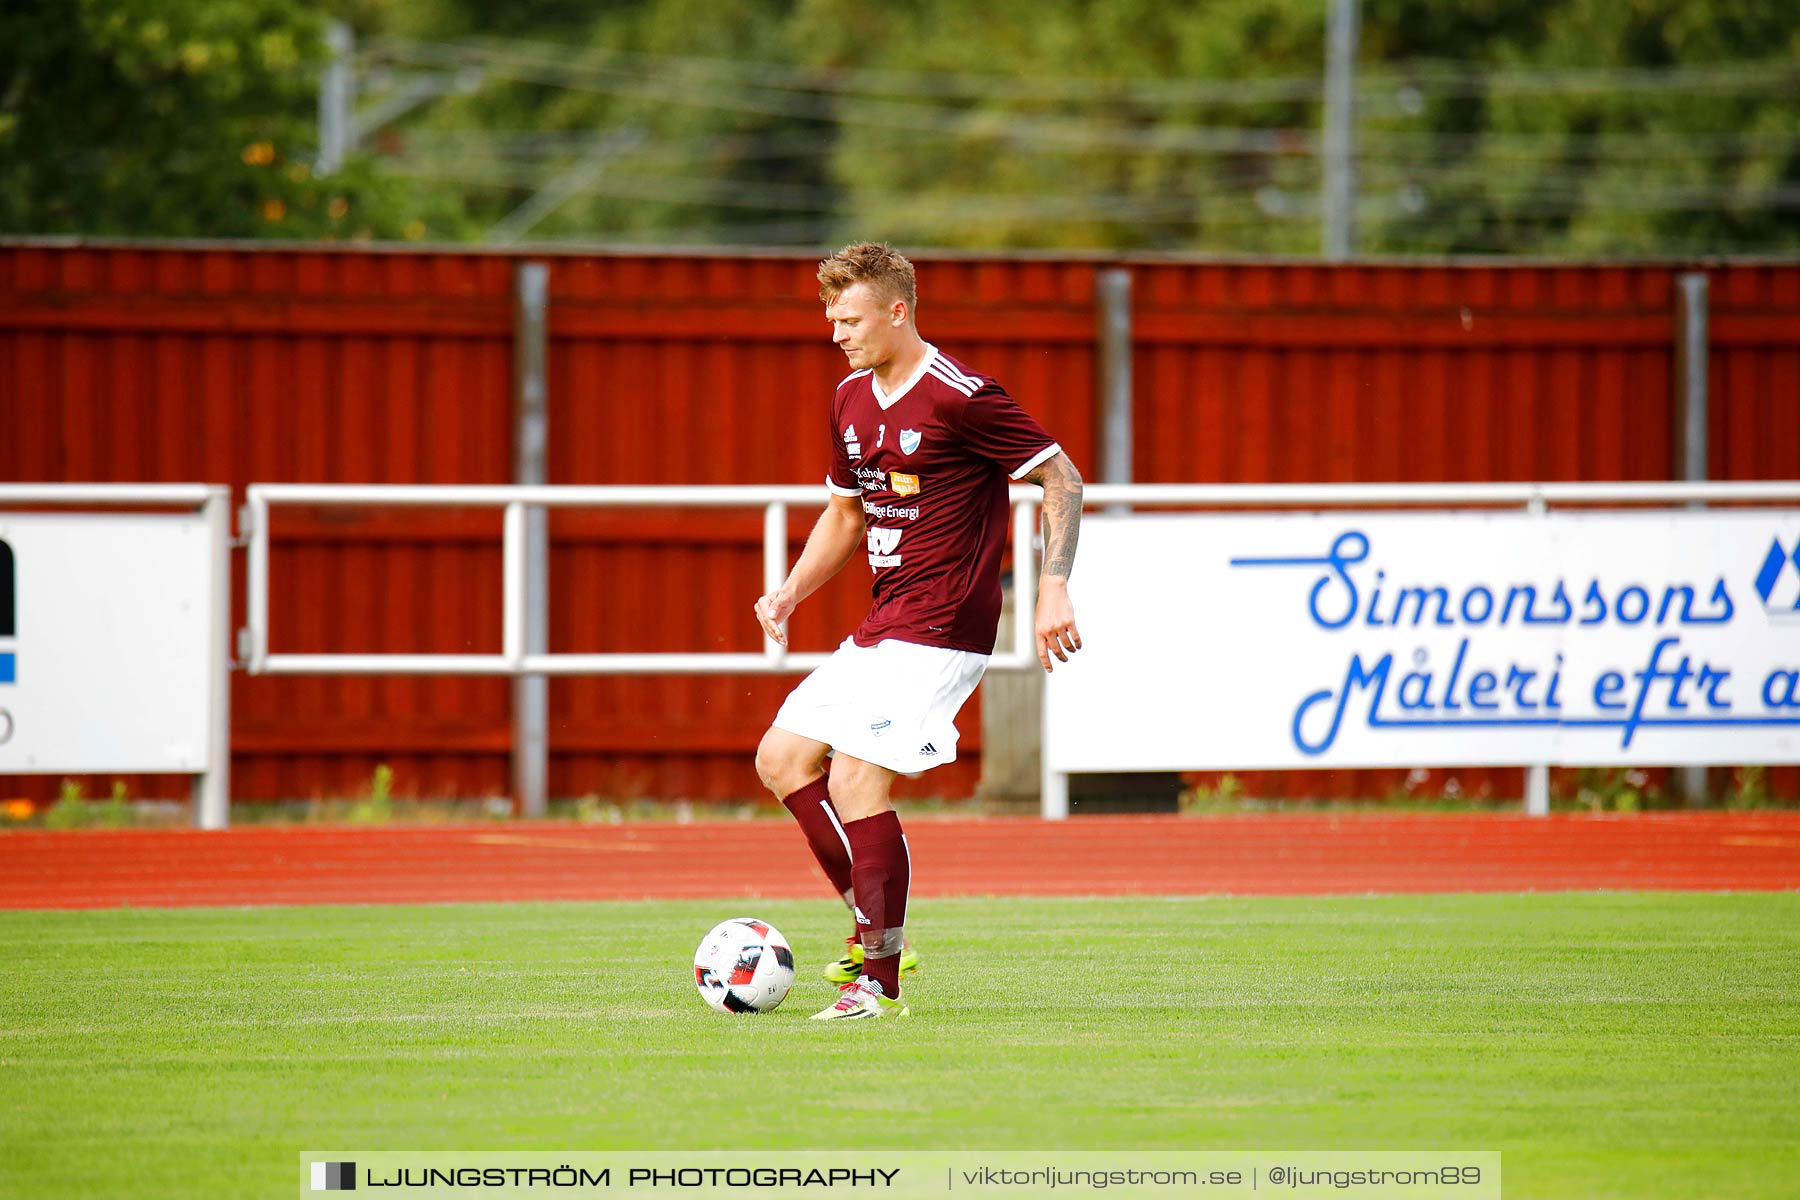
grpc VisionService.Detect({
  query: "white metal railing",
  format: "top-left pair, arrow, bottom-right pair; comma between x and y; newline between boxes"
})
243,484 -> 1043,676
243,480 -> 1800,820
0,484 -> 232,831
1079,480 -> 1800,506
0,484 -> 224,505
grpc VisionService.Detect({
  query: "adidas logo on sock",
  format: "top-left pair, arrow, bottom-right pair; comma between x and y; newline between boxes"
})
919,742 -> 938,756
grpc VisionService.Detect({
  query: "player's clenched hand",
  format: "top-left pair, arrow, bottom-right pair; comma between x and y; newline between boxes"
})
1034,579 -> 1081,673
754,589 -> 796,647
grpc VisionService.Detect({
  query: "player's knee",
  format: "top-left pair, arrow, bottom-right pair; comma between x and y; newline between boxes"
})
827,758 -> 888,821
754,729 -> 817,796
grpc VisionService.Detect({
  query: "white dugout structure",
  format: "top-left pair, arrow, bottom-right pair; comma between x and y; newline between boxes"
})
0,485 -> 234,828
6,481 -> 1800,828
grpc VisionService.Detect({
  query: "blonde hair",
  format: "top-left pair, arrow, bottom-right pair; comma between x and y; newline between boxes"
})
817,241 -> 917,313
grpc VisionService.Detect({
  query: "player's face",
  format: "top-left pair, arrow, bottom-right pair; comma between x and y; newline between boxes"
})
826,282 -> 905,372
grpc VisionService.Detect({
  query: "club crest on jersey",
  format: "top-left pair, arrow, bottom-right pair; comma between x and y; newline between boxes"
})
890,472 -> 921,497
899,428 -> 922,455
843,424 -> 861,459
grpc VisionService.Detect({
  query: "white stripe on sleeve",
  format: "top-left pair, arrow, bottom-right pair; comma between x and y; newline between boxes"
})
934,357 -> 983,390
925,361 -> 977,397
1010,442 -> 1063,480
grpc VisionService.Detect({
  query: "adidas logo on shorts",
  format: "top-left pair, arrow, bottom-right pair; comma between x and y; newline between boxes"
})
919,743 -> 938,756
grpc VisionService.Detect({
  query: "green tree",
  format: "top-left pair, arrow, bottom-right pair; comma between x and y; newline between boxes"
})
0,0 -> 467,239
779,0 -> 1800,254
5,0 -> 1797,254
337,0 -> 831,243
785,0 -> 1331,251
1365,0 -> 1800,253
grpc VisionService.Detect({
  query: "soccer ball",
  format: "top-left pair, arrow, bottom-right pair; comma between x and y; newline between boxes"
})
693,917 -> 795,1014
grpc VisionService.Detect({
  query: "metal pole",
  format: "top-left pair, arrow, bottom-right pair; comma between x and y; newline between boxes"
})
246,491 -> 269,673
1322,0 -> 1359,260
511,263 -> 550,817
763,501 -> 788,661
1524,766 -> 1550,818
1040,700 -> 1069,820
1013,499 -> 1037,663
195,491 -> 232,830
1021,497 -> 1068,819
502,501 -> 528,669
317,22 -> 354,176
1675,271 -> 1711,806
1525,491 -> 1549,817
1097,268 -> 1133,512
1675,273 -> 1710,487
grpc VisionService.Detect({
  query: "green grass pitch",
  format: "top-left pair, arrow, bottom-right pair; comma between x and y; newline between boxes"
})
3,894 -> 1796,1199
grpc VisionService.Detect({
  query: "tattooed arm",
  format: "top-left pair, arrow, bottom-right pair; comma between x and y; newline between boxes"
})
1020,451 -> 1084,672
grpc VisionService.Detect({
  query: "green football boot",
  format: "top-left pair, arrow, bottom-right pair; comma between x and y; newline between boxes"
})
811,975 -> 908,1020
822,935 -> 919,984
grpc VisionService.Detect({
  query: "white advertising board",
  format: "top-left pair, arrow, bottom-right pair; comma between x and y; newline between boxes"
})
0,512 -> 215,773
1046,511 -> 1800,771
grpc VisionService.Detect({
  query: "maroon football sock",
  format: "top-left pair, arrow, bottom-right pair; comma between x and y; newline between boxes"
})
846,810 -> 910,998
780,777 -> 856,910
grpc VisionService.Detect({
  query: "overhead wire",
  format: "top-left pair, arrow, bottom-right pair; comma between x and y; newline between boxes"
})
384,155 -> 1298,223
349,34 -> 1800,249
366,35 -> 1800,104
362,37 -> 1800,164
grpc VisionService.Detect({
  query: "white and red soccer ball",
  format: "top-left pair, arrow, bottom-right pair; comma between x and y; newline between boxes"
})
693,917 -> 795,1014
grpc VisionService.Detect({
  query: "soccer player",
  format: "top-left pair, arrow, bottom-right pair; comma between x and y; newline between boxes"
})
753,242 -> 1084,1020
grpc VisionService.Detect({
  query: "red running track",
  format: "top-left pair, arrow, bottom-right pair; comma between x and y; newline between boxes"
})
1,814 -> 1796,910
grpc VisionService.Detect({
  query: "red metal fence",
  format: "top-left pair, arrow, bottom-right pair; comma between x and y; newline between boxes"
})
3,242 -> 1797,807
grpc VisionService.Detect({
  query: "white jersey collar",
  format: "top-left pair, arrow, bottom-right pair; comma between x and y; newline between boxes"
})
870,343 -> 938,411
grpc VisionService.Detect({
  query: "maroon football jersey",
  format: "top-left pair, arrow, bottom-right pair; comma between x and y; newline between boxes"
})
825,344 -> 1060,654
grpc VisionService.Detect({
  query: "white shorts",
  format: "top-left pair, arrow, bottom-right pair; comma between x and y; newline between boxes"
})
772,637 -> 990,775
